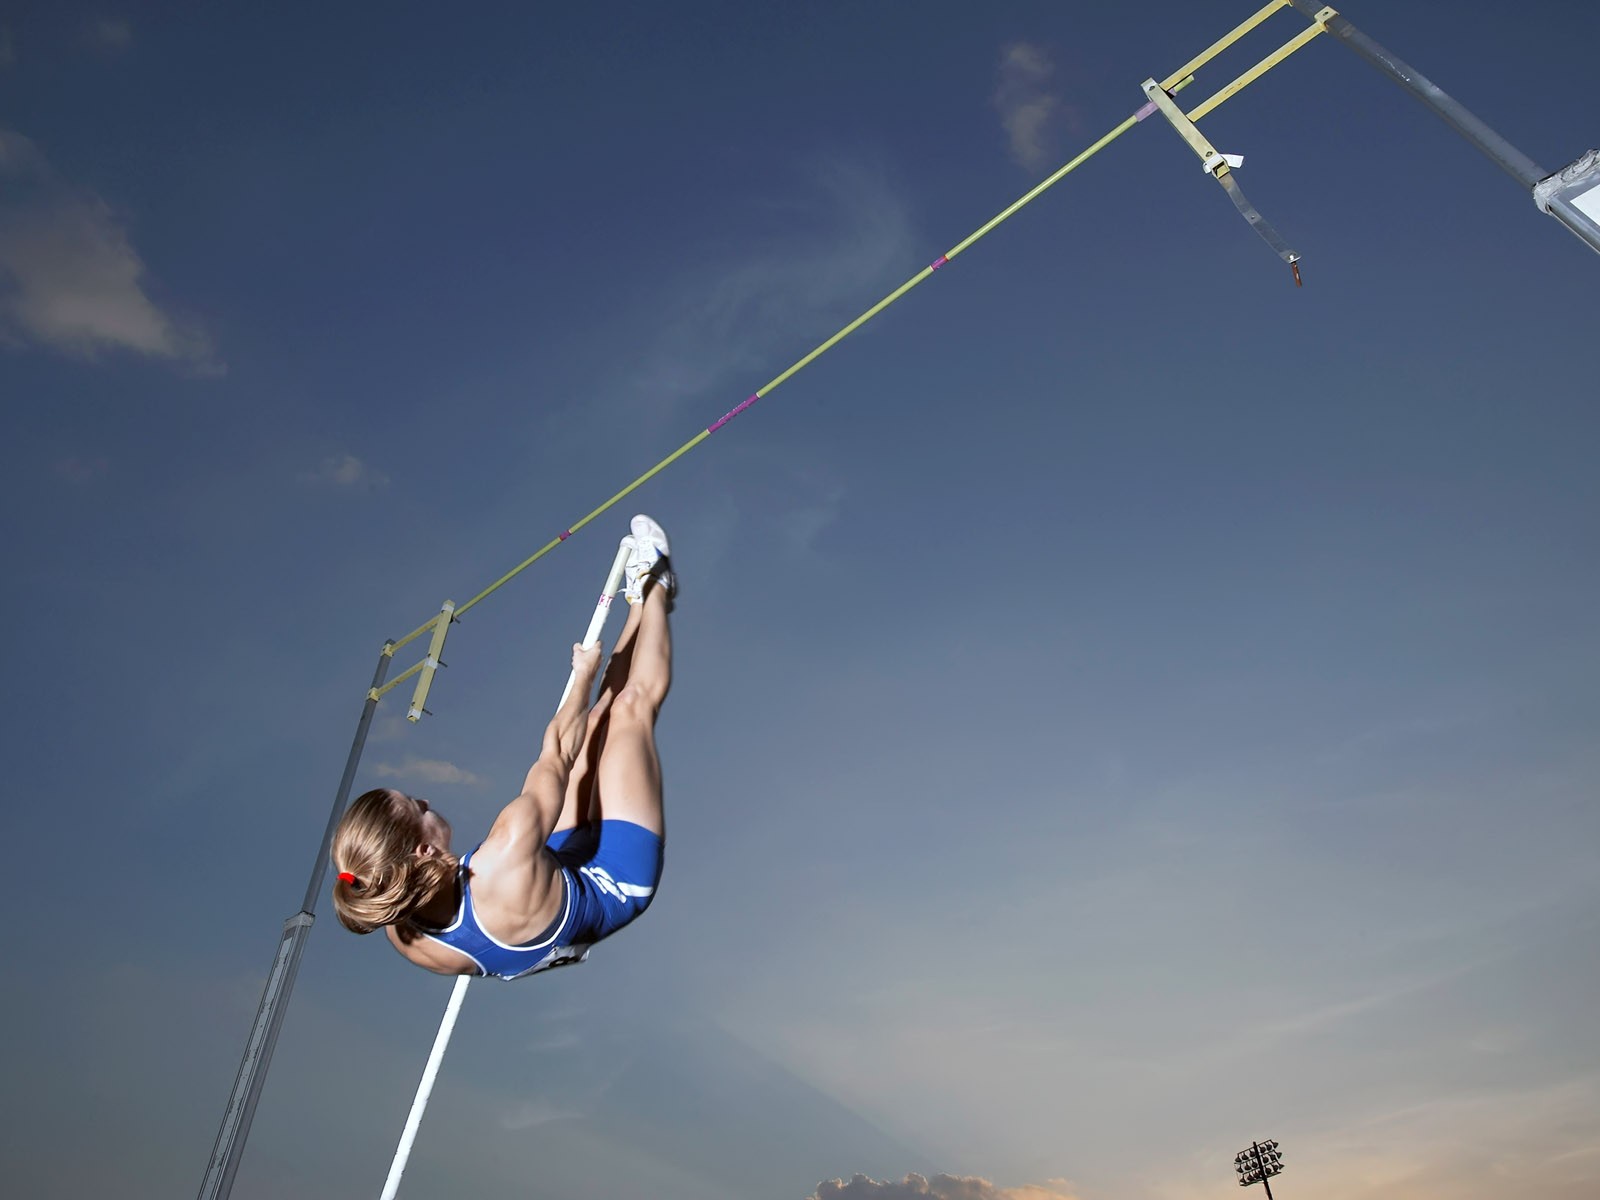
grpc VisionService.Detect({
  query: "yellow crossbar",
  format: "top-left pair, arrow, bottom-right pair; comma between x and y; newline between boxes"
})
1187,17 -> 1331,123
1161,0 -> 1289,90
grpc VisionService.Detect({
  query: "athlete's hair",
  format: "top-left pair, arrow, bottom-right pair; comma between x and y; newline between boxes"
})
331,789 -> 459,936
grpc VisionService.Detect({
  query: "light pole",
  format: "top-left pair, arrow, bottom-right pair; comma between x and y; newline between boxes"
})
1235,1139 -> 1286,1200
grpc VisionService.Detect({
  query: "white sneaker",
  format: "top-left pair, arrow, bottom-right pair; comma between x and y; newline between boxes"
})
623,514 -> 676,606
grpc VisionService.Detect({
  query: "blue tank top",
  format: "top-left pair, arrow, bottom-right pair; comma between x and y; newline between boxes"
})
415,849 -> 591,980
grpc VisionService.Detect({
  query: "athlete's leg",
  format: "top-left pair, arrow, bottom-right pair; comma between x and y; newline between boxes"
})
591,581 -> 671,835
552,597 -> 644,833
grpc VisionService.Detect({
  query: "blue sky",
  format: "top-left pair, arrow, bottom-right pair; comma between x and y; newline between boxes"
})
3,2 -> 1597,1199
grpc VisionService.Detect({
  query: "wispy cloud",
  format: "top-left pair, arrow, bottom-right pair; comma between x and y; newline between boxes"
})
573,158 -> 906,584
812,1173 -> 1081,1200
780,468 -> 847,557
371,756 -> 485,786
1301,1077 -> 1600,1200
0,129 -> 220,369
366,713 -> 414,745
53,454 -> 109,484
87,18 -> 133,53
992,43 -> 1077,171
498,1053 -> 624,1130
619,157 -> 917,425
302,452 -> 389,489
498,1097 -> 585,1129
1189,963 -> 1486,1067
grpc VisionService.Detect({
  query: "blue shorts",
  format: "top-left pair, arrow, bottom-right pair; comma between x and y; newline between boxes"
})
544,820 -> 663,943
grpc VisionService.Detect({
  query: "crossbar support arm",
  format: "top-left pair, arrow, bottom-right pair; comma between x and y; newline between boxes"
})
1282,0 -> 1600,255
1282,0 -> 1544,188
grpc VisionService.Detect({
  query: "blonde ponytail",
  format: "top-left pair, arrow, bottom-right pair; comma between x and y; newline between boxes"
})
331,789 -> 458,937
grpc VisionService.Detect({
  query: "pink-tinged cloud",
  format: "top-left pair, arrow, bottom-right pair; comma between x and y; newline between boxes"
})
812,1173 -> 1082,1200
992,43 -> 1083,171
53,455 -> 109,484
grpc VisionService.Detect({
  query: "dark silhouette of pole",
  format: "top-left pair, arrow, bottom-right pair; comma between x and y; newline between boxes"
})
197,642 -> 394,1200
1254,1143 -> 1275,1200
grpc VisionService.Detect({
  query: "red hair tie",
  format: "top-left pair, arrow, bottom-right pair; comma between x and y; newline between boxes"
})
337,871 -> 358,886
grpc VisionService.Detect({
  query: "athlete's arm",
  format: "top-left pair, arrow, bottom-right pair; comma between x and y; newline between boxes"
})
484,642 -> 602,849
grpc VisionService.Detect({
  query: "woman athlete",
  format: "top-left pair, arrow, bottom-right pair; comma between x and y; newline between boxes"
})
330,515 -> 675,979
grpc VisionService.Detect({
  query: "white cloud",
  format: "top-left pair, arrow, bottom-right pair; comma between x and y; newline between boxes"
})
0,129 -> 219,369
993,43 -> 1070,171
371,756 -> 485,786
304,452 -> 389,489
812,1173 -> 1082,1200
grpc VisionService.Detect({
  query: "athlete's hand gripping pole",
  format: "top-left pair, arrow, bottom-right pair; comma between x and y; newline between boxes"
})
379,536 -> 633,1200
559,537 -> 631,708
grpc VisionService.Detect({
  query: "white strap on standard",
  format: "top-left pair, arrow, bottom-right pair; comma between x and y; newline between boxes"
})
378,537 -> 633,1200
1202,151 -> 1245,173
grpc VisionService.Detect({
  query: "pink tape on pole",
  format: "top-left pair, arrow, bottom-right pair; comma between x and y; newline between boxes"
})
929,255 -> 949,270
1134,100 -> 1158,121
557,530 -> 573,541
707,393 -> 762,434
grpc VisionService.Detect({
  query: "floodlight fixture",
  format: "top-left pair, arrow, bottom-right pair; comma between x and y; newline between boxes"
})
1234,1139 -> 1286,1199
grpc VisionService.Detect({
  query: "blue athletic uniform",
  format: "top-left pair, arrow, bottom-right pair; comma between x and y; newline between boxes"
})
415,820 -> 663,980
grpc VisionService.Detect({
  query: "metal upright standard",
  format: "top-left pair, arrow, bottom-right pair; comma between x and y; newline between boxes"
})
196,645 -> 395,1200
1235,1139 -> 1287,1198
1282,0 -> 1600,255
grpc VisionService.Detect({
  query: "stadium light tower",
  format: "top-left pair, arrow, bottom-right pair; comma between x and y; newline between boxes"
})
1235,1139 -> 1286,1199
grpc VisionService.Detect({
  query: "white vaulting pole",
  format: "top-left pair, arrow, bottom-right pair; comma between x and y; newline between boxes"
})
379,539 -> 633,1200
379,975 -> 468,1200
561,538 -> 633,706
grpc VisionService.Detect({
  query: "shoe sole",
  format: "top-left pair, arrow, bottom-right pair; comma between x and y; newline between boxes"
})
629,514 -> 670,557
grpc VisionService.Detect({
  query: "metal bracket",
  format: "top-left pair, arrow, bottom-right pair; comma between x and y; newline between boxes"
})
1534,148 -> 1600,216
1141,77 -> 1305,284
406,601 -> 455,722
1143,77 -> 1229,172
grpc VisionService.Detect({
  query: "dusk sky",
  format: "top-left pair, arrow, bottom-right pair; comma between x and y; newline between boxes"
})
3,2 -> 1597,1199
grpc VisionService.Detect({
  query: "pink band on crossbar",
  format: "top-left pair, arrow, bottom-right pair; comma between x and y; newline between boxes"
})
708,393 -> 762,433
1134,100 -> 1158,121
930,255 -> 949,270
557,530 -> 573,540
